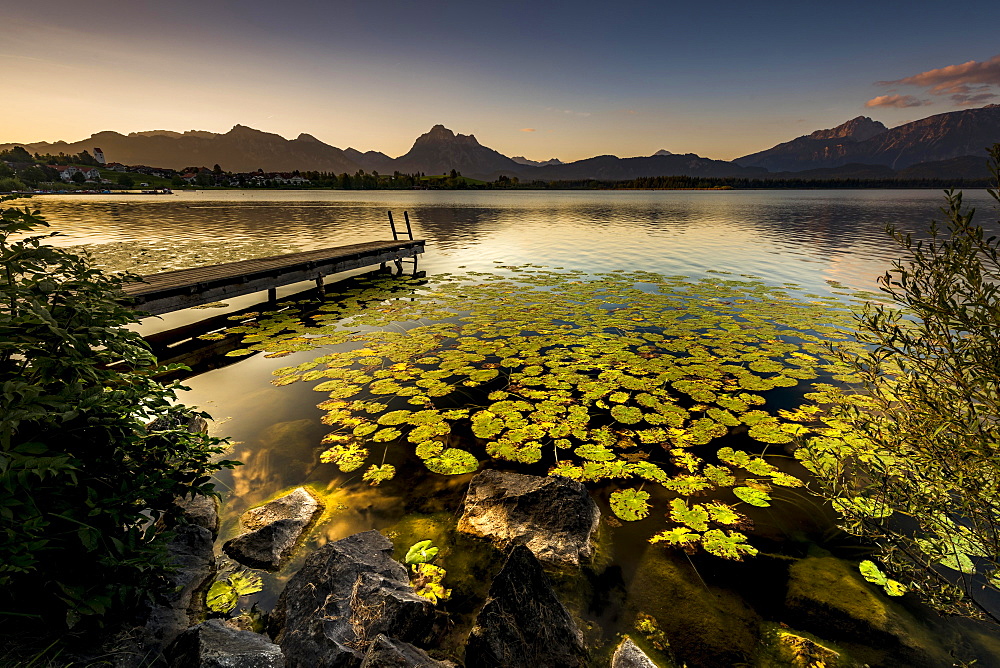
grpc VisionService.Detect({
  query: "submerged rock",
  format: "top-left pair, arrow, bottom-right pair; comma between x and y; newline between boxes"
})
223,487 -> 322,571
457,470 -> 600,567
785,556 -> 952,667
626,545 -> 760,667
359,635 -> 452,667
773,630 -> 842,667
465,544 -> 587,667
270,530 -> 439,668
166,619 -> 284,667
611,636 -> 661,668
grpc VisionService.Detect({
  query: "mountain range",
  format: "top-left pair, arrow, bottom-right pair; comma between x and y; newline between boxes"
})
3,105 -> 998,181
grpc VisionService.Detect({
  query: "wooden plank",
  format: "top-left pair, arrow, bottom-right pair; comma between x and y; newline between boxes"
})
124,239 -> 424,315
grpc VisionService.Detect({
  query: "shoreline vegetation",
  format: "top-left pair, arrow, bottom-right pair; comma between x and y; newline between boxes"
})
4,174 -> 994,195
1,147 -> 993,194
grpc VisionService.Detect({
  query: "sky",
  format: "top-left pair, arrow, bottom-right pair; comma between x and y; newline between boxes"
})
3,0 -> 1000,162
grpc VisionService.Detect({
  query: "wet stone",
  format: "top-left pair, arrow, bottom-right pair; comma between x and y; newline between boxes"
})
465,544 -> 588,668
359,634 -> 453,667
242,487 -> 321,531
457,470 -> 600,567
223,487 -> 322,571
611,636 -> 661,668
270,530 -> 439,668
165,619 -> 284,668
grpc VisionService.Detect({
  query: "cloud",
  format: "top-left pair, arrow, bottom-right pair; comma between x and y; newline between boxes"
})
520,128 -> 536,132
864,94 -> 930,108
877,54 -> 1000,106
951,91 -> 998,106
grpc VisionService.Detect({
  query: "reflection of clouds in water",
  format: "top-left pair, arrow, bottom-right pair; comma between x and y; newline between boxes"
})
309,486 -> 404,548
229,418 -> 319,507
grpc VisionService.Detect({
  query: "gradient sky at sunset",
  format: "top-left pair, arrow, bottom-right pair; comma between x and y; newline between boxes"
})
4,0 -> 999,161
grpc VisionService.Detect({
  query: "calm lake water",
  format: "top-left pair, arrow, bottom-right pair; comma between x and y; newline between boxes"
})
33,189 -> 1000,665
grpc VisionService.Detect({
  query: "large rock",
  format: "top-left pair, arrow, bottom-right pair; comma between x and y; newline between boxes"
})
611,637 -> 660,668
141,514 -> 219,652
270,530 -> 439,668
242,487 -> 321,530
223,487 -> 322,571
166,619 -> 284,667
457,470 -> 600,567
359,635 -> 452,667
223,520 -> 309,571
171,493 -> 221,534
465,544 -> 587,668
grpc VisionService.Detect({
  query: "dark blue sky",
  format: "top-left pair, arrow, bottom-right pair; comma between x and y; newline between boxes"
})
4,0 -> 999,160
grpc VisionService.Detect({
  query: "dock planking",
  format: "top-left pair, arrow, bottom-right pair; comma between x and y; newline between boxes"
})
124,239 -> 424,315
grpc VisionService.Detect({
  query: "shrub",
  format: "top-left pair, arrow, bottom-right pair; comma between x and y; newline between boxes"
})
797,145 -> 1000,623
0,196 -> 236,629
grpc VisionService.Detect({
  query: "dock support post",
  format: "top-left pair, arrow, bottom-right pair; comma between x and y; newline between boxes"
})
268,287 -> 277,303
315,277 -> 325,297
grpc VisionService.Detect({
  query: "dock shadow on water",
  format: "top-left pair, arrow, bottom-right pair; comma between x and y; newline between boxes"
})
172,266 -> 1000,667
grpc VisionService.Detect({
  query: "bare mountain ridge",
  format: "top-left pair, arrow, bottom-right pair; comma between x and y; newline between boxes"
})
734,116 -> 889,172
737,106 -> 1000,172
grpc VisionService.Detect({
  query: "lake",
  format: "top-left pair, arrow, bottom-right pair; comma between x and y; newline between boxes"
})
33,189 -> 1000,666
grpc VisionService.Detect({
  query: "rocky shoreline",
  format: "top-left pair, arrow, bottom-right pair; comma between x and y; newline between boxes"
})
105,468 -> 999,667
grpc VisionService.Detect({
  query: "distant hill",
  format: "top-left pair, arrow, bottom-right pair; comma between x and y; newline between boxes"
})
501,153 -> 767,181
343,147 -> 396,173
511,156 -> 563,167
737,106 -> 1000,172
0,125 -> 362,173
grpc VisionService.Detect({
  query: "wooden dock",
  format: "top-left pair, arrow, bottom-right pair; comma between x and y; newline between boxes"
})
124,239 -> 424,315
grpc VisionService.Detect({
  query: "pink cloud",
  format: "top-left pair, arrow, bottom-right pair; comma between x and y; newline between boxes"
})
865,94 -> 930,108
880,54 -> 1000,93
877,54 -> 1000,106
520,128 -> 536,132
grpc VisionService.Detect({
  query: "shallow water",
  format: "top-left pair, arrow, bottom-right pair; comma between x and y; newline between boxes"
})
33,189 -> 1000,665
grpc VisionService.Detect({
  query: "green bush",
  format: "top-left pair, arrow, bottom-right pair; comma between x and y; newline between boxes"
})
798,145 -> 1000,624
0,196 -> 236,629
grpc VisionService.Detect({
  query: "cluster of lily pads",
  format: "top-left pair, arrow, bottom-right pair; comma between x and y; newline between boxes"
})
216,265 -> 878,560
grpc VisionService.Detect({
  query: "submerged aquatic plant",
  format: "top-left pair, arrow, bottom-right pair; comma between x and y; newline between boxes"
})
220,266 -> 877,560
206,570 -> 264,614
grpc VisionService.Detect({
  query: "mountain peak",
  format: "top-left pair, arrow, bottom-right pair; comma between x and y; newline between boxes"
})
295,133 -> 322,143
414,125 -> 481,147
809,116 -> 886,142
652,149 -> 673,157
